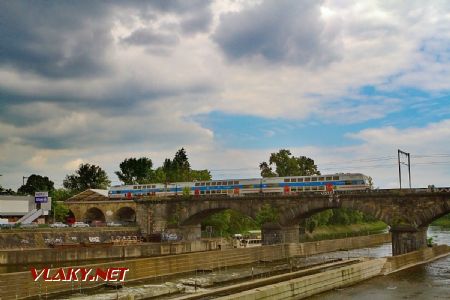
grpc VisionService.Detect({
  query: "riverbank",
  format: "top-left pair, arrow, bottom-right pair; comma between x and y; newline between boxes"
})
0,234 -> 391,299
301,221 -> 387,241
431,218 -> 450,227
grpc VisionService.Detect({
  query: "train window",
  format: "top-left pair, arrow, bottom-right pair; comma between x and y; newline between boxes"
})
284,178 -> 290,182
319,177 -> 324,181
133,186 -> 137,189
211,190 -> 216,194
200,191 -> 205,195
326,176 -> 332,181
228,181 -> 234,185
201,182 -> 206,186
305,187 -> 311,191
304,178 -> 310,182
195,183 -> 200,186
311,177 -> 317,182
333,176 -> 339,180
291,178 -> 297,182
298,178 -> 303,182
206,190 -> 210,194
345,180 -> 352,185
211,182 -> 216,186
206,182 -> 210,186
234,181 -> 239,185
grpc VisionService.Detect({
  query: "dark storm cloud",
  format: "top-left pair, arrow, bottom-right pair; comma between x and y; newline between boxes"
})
0,1 -> 114,78
0,1 -> 213,79
121,29 -> 179,47
0,0 -> 216,151
213,0 -> 340,66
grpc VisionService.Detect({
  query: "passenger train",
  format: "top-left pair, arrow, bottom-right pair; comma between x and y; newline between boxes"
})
108,173 -> 370,199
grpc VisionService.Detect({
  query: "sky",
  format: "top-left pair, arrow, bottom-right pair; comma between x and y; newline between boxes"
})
1,0 -> 450,190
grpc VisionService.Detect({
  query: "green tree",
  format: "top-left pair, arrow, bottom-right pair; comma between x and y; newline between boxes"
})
189,169 -> 212,181
255,204 -> 279,226
0,185 -> 16,195
162,148 -> 212,183
259,149 -> 320,177
17,174 -> 54,195
115,157 -> 154,184
63,163 -> 111,193
163,148 -> 191,182
53,201 -> 70,222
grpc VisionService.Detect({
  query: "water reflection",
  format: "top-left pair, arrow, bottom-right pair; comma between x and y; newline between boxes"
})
309,226 -> 450,299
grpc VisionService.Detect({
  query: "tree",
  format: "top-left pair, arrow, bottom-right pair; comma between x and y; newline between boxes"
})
367,176 -> 374,189
163,148 -> 191,182
189,169 -> 212,181
255,204 -> 279,226
162,148 -> 212,182
17,174 -> 54,195
259,149 -> 320,177
115,157 -> 154,185
63,163 -> 110,193
0,185 -> 16,195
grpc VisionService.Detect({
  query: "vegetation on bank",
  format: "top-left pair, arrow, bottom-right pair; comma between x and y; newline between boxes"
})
301,221 -> 388,241
431,215 -> 450,227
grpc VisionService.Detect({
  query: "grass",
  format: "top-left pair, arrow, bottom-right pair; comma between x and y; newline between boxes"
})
301,221 -> 388,242
431,217 -> 450,227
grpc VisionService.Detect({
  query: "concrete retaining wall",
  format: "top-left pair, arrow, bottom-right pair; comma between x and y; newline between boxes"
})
382,244 -> 450,274
0,227 -> 140,249
219,259 -> 387,300
0,240 -> 219,266
0,234 -> 391,299
288,233 -> 391,256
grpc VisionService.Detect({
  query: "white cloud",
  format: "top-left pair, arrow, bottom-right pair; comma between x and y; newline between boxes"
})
1,0 -> 450,191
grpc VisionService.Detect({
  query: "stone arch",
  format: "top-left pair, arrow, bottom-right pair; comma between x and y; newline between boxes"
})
280,199 -> 388,227
418,204 -> 450,227
181,208 -> 236,226
114,206 -> 136,223
66,210 -> 76,224
84,207 -> 106,223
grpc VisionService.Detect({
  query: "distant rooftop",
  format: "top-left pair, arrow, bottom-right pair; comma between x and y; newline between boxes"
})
66,189 -> 108,202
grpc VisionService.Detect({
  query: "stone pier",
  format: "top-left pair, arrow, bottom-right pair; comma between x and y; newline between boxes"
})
262,223 -> 299,245
391,225 -> 428,256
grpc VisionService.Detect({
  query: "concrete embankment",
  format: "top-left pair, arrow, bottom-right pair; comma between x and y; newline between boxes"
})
217,259 -> 387,300
0,240 -> 220,266
214,245 -> 450,300
0,233 -> 391,299
0,227 -> 140,249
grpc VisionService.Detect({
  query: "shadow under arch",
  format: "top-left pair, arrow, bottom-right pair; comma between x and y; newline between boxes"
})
114,206 -> 136,223
84,207 -> 106,223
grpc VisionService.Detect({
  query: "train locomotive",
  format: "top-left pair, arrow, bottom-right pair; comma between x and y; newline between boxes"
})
108,173 -> 370,199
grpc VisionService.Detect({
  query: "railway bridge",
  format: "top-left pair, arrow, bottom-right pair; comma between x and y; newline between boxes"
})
134,188 -> 450,255
64,188 -> 450,255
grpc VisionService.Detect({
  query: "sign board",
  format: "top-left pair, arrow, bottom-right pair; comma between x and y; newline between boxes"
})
35,191 -> 48,203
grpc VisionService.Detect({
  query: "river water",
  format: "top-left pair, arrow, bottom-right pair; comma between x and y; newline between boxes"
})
309,226 -> 450,299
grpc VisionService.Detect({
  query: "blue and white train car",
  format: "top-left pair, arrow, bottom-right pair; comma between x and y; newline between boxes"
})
108,173 -> 370,199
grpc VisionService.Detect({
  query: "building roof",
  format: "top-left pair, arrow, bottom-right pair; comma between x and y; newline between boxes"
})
66,189 -> 109,202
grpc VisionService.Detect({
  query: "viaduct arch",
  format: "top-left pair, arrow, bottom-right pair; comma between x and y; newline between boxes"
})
135,189 -> 450,255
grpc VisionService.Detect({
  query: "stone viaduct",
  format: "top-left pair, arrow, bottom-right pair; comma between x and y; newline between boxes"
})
65,188 -> 450,255
65,189 -> 137,224
135,189 -> 450,255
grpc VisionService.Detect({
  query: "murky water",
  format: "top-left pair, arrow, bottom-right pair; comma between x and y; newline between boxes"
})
309,226 -> 450,299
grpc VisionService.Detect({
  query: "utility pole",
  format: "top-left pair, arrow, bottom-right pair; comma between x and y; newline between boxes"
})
398,149 -> 411,189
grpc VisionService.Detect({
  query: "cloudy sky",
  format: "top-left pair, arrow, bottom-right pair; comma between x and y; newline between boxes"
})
1,0 -> 450,190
